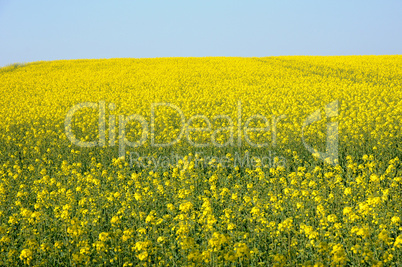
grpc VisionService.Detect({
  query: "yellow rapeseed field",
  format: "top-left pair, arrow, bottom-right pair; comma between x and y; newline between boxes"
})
0,56 -> 401,266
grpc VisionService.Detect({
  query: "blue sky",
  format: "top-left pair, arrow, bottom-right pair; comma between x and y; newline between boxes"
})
0,0 -> 401,66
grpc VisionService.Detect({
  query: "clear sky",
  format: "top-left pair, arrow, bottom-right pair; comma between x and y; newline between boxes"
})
0,0 -> 401,66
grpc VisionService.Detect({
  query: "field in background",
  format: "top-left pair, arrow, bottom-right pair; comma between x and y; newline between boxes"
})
0,56 -> 401,266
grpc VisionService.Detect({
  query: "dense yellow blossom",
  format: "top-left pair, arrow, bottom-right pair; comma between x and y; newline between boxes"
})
0,56 -> 401,266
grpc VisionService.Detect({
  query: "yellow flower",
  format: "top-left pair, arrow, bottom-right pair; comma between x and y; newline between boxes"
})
137,251 -> 148,261
331,244 -> 347,265
370,174 -> 380,183
167,203 -> 175,211
378,229 -> 391,243
394,235 -> 402,248
19,249 -> 33,265
391,216 -> 401,225
54,241 -> 63,249
327,214 -> 338,223
208,232 -> 229,249
251,207 -> 260,216
343,207 -> 352,215
227,223 -> 236,230
99,232 -> 109,242
234,242 -> 250,258
179,201 -> 193,213
344,187 -> 352,195
110,215 -> 120,224
278,218 -> 293,232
